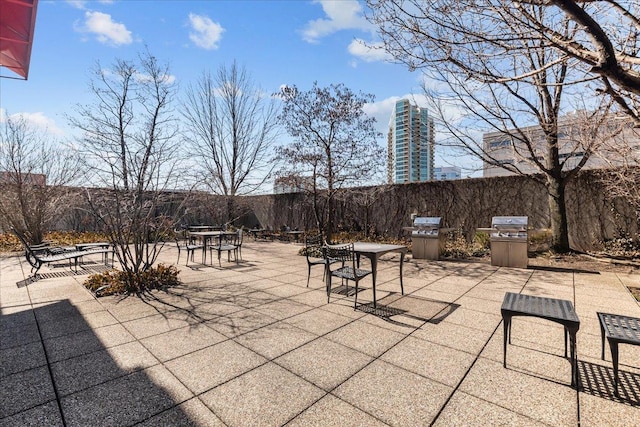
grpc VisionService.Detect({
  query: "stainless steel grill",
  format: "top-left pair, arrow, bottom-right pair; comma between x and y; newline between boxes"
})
411,217 -> 451,260
489,216 -> 528,268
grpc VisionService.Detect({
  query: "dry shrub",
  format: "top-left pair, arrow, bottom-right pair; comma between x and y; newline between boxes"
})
0,231 -> 110,252
83,263 -> 180,296
443,229 -> 490,259
0,233 -> 21,252
601,234 -> 640,259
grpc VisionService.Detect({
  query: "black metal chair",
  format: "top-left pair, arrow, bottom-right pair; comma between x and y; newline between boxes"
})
324,242 -> 371,308
304,234 -> 336,287
236,228 -> 244,261
209,232 -> 239,266
175,229 -> 203,265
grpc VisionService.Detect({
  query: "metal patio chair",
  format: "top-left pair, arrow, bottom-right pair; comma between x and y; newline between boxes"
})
324,242 -> 371,308
209,232 -> 239,266
304,234 -> 337,287
175,229 -> 203,265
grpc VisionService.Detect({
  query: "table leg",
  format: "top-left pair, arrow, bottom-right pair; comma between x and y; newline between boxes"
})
502,314 -> 511,368
569,332 -> 578,388
609,340 -> 619,396
370,254 -> 378,308
399,251 -> 404,295
599,321 -> 605,360
325,263 -> 331,303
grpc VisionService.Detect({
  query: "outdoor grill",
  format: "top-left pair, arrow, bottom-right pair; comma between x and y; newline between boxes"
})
488,216 -> 528,268
411,217 -> 451,260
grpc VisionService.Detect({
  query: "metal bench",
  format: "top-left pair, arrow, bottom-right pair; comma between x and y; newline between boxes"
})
501,292 -> 581,387
597,312 -> 640,396
12,228 -> 112,276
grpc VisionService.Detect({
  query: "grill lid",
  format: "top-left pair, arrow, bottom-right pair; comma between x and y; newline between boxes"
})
491,216 -> 528,230
413,217 -> 442,227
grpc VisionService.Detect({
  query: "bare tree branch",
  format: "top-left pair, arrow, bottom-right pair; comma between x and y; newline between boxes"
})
181,61 -> 280,224
276,82 -> 385,240
367,0 -> 629,251
0,114 -> 83,243
68,49 -> 184,292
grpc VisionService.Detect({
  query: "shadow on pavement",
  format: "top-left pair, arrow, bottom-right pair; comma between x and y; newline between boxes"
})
1,299 -> 202,426
579,360 -> 640,406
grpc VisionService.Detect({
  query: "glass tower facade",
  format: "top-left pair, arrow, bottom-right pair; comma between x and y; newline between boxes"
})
387,99 -> 435,184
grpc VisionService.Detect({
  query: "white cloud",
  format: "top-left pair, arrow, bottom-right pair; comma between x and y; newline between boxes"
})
364,96 -> 400,133
302,0 -> 372,43
66,1 -> 87,9
76,11 -> 132,46
0,110 -> 65,136
67,0 -> 113,9
188,13 -> 224,50
348,39 -> 392,63
134,72 -> 176,85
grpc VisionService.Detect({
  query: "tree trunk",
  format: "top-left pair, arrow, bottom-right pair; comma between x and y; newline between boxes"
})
326,193 -> 334,243
226,196 -> 235,226
547,176 -> 571,252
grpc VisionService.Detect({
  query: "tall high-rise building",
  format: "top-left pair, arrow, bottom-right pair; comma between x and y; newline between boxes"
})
387,99 -> 435,184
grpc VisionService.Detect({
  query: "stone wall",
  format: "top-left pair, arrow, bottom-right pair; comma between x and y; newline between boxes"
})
244,169 -> 636,252
4,169 -> 633,252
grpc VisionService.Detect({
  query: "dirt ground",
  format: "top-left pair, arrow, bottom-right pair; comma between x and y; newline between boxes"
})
528,252 -> 640,274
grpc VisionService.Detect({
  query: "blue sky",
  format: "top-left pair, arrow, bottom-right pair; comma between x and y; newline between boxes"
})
1,0 -> 478,176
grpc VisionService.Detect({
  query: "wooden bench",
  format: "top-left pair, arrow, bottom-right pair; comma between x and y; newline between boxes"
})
597,312 -> 640,396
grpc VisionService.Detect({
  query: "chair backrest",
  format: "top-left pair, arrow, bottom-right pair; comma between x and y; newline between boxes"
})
222,232 -> 238,246
11,227 -> 33,252
304,234 -> 323,259
174,228 -> 187,242
237,229 -> 243,244
10,227 -> 50,253
10,227 -> 47,268
324,242 -> 355,264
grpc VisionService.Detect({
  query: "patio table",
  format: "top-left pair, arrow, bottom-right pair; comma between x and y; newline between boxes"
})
248,228 -> 276,240
188,231 -> 233,264
188,225 -> 222,232
501,292 -> 580,387
285,230 -> 305,243
597,312 -> 640,396
75,242 -> 112,265
352,242 -> 407,308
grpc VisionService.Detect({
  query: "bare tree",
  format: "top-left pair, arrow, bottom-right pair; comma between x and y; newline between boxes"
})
348,184 -> 392,238
68,50 -> 183,293
517,0 -> 640,124
181,61 -> 280,224
276,82 -> 385,241
366,0 -> 629,251
368,0 -> 640,122
0,115 -> 83,243
598,121 -> 640,232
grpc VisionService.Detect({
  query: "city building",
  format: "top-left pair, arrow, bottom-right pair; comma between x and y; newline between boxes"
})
433,166 -> 461,181
388,99 -> 435,184
482,112 -> 638,177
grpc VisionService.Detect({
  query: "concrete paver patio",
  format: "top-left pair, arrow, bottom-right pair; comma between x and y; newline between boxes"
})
1,240 -> 639,426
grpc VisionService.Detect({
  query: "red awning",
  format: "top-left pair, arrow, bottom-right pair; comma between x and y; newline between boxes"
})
0,0 -> 38,80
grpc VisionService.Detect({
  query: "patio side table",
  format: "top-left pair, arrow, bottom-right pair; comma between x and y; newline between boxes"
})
597,312 -> 640,396
501,292 -> 581,387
